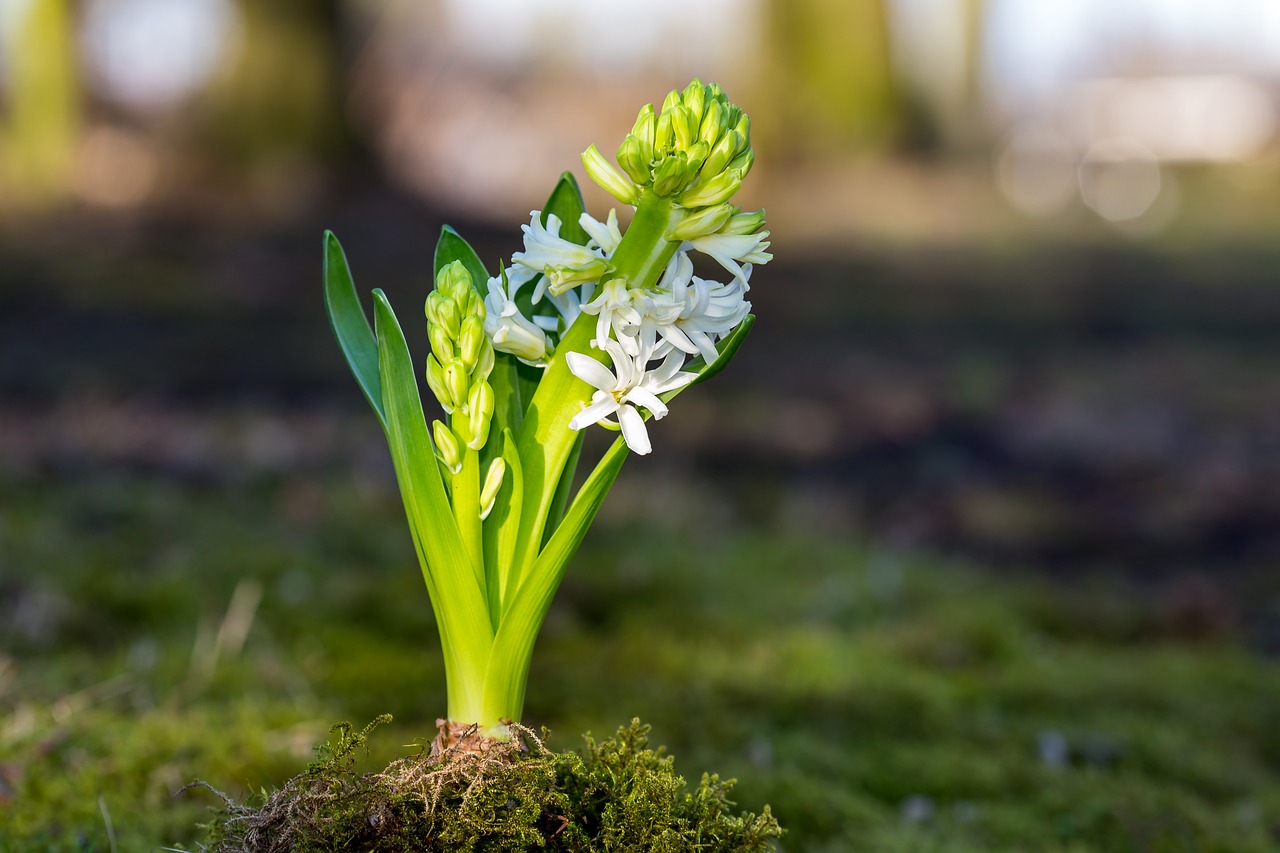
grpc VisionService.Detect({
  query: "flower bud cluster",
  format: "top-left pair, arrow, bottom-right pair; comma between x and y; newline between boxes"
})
582,79 -> 754,211
424,261 -> 496,467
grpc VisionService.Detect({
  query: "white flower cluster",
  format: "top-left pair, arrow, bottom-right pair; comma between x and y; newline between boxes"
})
483,208 -> 770,455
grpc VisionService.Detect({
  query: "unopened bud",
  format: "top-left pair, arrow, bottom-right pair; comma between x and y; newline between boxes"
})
728,145 -> 754,181
546,258 -> 610,296
668,202 -> 737,241
582,145 -> 639,206
458,314 -> 486,370
630,104 -> 655,158
425,354 -> 454,414
432,419 -> 462,474
437,260 -> 472,299
702,129 -> 741,181
478,457 -> 506,520
426,291 -> 460,340
661,88 -> 682,116
616,135 -> 651,185
671,105 -> 697,151
464,379 -> 495,450
699,99 -> 726,148
720,208 -> 767,236
429,324 -> 455,362
680,168 -> 743,208
651,153 -> 688,197
443,358 -> 469,412
682,79 -> 707,123
654,111 -> 674,156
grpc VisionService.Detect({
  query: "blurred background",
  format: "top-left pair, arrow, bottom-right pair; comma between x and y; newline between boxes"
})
2,1 -> 1279,850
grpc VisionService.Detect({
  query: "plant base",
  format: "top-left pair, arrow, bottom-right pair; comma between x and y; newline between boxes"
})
191,717 -> 781,852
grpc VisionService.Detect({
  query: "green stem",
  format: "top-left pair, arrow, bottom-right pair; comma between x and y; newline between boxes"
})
451,440 -> 486,615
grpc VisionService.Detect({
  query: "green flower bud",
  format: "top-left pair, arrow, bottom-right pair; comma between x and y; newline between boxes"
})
720,208 -> 767,236
616,134 -> 651,185
437,260 -> 472,298
661,87 -> 682,116
701,130 -> 742,181
425,291 -> 461,340
458,314 -> 486,371
428,323 -> 455,363
582,144 -> 639,205
473,338 -> 495,380
652,153 -> 689,197
671,105 -> 698,151
679,168 -> 743,208
699,99 -> 726,148
728,146 -> 754,181
443,357 -> 469,412
630,104 -> 655,159
733,113 -> 751,148
478,457 -> 506,521
668,202 -> 737,241
682,79 -> 707,123
432,419 -> 462,474
654,111 -> 674,156
684,140 -> 710,176
426,354 -> 454,414
546,257 -> 610,296
463,378 -> 495,450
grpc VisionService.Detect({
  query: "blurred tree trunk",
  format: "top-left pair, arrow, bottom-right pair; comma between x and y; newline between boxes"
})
755,0 -> 904,160
0,0 -> 80,209
199,0 -> 363,170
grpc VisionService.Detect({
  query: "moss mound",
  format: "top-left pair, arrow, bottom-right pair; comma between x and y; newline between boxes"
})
193,716 -> 781,852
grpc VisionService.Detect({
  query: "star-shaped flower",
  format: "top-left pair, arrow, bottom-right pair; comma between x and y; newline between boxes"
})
565,340 -> 696,455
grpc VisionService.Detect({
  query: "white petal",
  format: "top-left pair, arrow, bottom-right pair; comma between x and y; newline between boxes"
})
617,404 -> 652,455
624,386 -> 668,419
569,395 -> 621,431
565,352 -> 616,391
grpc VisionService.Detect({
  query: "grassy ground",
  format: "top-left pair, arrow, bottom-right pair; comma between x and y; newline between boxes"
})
3,455 -> 1278,852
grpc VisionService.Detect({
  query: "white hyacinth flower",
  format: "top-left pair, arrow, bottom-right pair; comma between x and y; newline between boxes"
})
686,230 -> 772,283
483,274 -> 551,365
566,340 -> 696,455
579,209 -> 623,256
580,277 -> 642,351
672,272 -> 752,364
512,211 -> 609,302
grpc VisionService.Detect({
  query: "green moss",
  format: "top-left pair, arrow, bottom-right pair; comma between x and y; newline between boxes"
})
198,717 -> 781,852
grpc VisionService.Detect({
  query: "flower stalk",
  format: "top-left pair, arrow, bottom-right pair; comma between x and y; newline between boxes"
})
323,80 -> 769,741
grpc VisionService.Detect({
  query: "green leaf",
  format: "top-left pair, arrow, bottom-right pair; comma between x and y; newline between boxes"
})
483,435 -> 629,723
482,429 -> 524,617
542,431 -> 583,548
323,231 -> 384,427
372,289 -> 493,721
434,225 -> 491,293
485,354 -> 523,468
543,171 -> 589,244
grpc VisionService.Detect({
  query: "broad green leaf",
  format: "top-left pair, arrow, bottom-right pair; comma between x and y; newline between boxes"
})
482,429 -> 523,618
323,231 -> 384,427
372,289 -> 493,719
434,225 -> 490,293
485,354 -> 523,468
483,435 -> 628,722
542,431 -> 583,548
542,172 -> 589,244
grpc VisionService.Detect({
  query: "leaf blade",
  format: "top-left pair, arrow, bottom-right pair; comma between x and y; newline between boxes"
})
323,231 -> 385,426
372,289 -> 493,719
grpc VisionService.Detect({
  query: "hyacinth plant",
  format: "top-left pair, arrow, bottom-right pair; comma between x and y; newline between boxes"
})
323,80 -> 771,746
